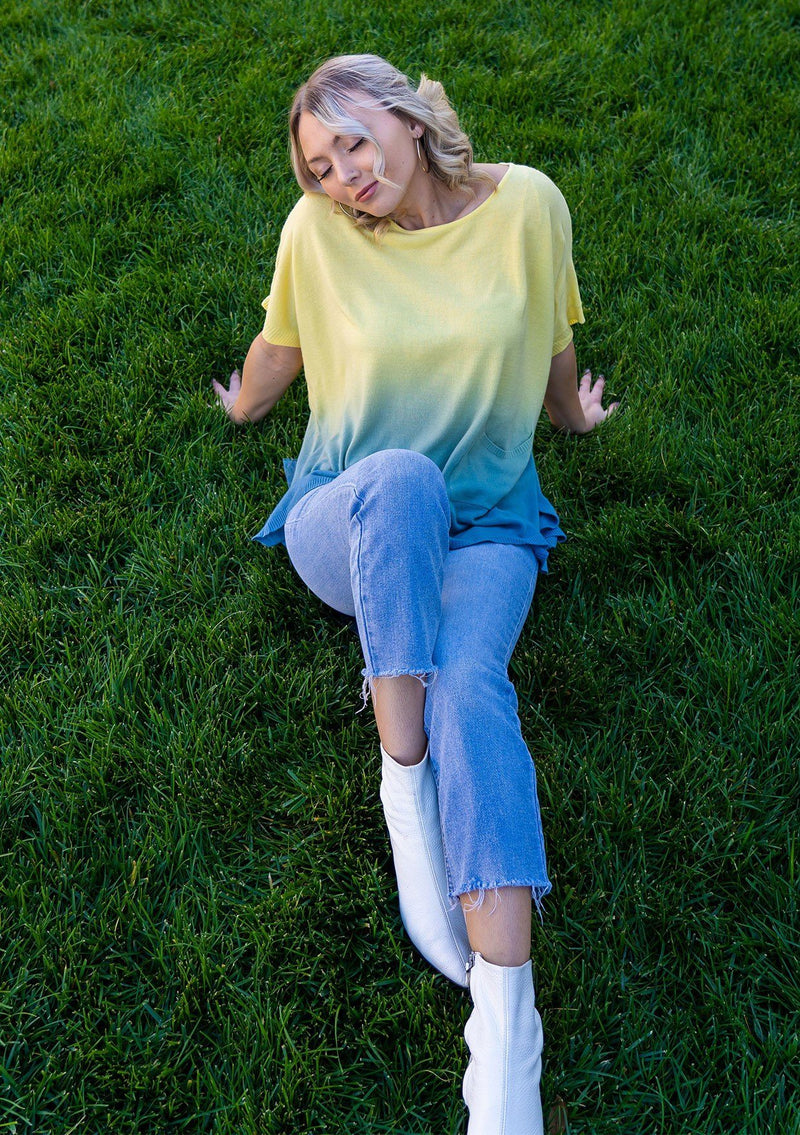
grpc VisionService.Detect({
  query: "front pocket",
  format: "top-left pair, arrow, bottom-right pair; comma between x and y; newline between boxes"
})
481,431 -> 535,461
447,430 -> 534,512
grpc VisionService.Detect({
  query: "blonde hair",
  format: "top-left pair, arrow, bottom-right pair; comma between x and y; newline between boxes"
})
289,54 -> 494,237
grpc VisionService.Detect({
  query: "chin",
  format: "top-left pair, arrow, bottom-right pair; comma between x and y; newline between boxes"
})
351,202 -> 391,219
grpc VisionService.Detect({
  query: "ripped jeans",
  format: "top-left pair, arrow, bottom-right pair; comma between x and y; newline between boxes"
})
283,449 -> 551,905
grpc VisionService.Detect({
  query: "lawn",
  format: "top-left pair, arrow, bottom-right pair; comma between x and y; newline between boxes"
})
1,0 -> 798,1131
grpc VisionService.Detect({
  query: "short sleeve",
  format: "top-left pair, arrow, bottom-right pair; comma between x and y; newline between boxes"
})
261,213 -> 302,349
550,186 -> 585,357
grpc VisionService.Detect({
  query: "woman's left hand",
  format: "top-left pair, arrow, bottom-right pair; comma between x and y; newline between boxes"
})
578,369 -> 619,432
545,344 -> 619,434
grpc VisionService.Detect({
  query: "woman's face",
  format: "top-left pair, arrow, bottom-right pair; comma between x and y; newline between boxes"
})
297,98 -> 423,218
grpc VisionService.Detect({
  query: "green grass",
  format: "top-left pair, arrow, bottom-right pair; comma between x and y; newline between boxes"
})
1,0 -> 798,1131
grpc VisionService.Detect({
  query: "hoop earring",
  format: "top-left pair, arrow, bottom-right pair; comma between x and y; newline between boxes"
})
338,202 -> 359,221
415,136 -> 430,173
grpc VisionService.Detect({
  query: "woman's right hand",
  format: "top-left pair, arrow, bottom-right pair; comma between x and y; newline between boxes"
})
212,370 -> 242,418
211,337 -> 302,425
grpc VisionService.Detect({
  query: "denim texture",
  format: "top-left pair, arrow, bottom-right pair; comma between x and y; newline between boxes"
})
283,449 -> 551,904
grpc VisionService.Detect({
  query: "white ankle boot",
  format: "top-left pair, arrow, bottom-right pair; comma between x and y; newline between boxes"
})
463,951 -> 544,1134
379,745 -> 470,987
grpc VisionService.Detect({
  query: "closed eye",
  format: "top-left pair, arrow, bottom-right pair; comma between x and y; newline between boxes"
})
315,138 -> 365,182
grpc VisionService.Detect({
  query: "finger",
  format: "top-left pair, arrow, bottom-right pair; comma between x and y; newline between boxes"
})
579,369 -> 592,391
583,376 -> 605,406
211,378 -> 225,394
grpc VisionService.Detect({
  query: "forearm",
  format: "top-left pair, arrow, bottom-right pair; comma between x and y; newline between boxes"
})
543,341 -> 589,434
229,335 -> 302,424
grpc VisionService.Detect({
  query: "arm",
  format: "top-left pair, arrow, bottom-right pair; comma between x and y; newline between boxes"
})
544,341 -> 618,434
212,334 -> 302,425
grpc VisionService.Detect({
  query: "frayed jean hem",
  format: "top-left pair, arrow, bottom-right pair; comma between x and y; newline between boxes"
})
457,882 -> 552,919
359,667 -> 438,710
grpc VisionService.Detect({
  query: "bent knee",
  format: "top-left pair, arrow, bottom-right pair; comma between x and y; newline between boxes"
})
354,449 -> 448,512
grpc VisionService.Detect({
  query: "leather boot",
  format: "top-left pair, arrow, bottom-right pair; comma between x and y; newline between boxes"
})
379,745 -> 470,986
463,950 -> 544,1133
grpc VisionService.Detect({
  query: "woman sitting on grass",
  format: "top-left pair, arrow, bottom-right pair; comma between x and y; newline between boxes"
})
214,53 -> 617,1134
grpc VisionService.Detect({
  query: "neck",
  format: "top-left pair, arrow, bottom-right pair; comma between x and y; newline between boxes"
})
391,170 -> 472,231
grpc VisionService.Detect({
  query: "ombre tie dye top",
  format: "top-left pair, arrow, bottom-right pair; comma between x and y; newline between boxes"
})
253,164 -> 584,569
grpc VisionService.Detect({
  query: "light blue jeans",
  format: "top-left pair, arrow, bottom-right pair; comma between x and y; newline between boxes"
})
283,449 -> 551,905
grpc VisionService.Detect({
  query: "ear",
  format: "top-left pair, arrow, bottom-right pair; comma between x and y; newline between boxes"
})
409,122 -> 424,139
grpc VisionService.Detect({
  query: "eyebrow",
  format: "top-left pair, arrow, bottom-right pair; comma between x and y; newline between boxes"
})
305,136 -> 341,168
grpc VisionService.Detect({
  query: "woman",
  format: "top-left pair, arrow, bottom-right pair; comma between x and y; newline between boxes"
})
214,53 -> 617,1134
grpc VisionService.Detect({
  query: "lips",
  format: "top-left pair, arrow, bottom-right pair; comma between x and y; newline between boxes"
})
355,181 -> 378,203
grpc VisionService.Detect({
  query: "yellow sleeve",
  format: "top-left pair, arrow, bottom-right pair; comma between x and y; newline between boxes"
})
551,186 -> 585,357
260,212 -> 302,349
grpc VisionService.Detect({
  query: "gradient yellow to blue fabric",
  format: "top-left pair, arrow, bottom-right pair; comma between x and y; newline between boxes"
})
255,166 -> 581,550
